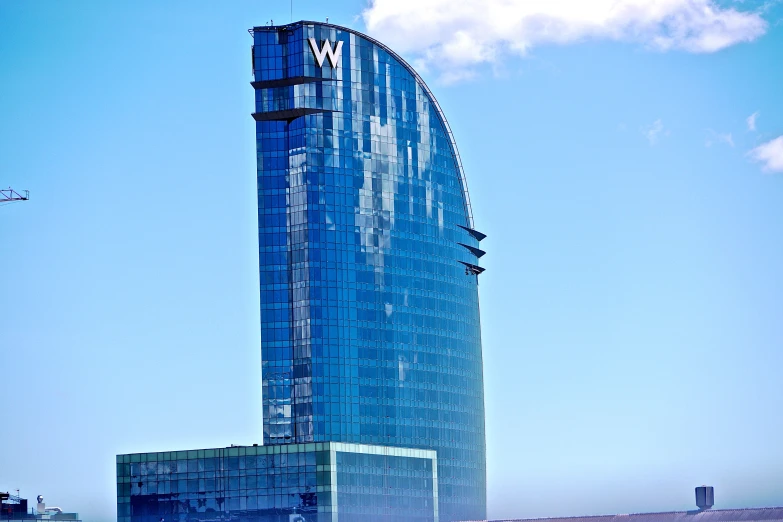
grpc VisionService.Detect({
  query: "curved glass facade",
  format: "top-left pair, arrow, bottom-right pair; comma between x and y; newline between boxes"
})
253,22 -> 487,521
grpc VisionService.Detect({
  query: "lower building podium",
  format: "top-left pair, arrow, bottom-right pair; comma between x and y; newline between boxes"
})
117,442 -> 438,522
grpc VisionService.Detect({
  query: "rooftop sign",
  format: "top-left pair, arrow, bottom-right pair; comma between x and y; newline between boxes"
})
308,37 -> 342,67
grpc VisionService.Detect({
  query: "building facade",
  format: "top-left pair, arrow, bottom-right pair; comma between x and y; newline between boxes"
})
253,21 -> 486,521
117,443 -> 437,522
117,20 -> 487,522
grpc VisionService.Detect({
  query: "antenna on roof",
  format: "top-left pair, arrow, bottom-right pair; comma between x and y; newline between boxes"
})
326,17 -> 329,23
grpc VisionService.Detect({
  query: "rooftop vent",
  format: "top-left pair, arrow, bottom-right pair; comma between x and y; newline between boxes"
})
696,486 -> 714,510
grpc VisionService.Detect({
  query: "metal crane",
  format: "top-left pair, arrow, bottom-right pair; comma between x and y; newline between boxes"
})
1,187 -> 29,205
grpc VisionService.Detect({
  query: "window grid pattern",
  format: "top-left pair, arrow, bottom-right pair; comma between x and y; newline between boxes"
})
116,443 -> 437,522
254,23 -> 486,522
336,452 -> 435,522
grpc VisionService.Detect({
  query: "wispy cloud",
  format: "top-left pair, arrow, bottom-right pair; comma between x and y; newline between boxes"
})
705,129 -> 735,147
746,111 -> 760,131
644,119 -> 666,145
748,136 -> 783,172
363,0 -> 768,81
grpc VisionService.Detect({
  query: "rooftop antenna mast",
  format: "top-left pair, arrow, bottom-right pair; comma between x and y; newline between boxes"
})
1,187 -> 30,206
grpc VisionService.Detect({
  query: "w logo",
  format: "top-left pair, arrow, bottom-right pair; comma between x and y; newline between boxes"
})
308,37 -> 343,68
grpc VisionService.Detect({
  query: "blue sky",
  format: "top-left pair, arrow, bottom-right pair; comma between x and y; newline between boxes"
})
1,1 -> 782,521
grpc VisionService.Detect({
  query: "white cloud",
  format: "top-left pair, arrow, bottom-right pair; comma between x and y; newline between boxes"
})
705,129 -> 735,147
363,0 -> 768,80
747,111 -> 760,131
644,119 -> 665,145
748,135 -> 783,172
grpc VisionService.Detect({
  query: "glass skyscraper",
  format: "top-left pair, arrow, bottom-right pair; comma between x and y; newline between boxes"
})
117,20 -> 486,522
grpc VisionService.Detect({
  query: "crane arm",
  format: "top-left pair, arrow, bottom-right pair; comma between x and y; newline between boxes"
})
0,188 -> 29,202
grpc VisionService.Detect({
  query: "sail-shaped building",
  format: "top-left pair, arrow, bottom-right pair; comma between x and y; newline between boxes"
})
117,20 -> 487,522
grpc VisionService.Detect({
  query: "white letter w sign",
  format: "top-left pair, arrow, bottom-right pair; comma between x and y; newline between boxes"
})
308,38 -> 343,67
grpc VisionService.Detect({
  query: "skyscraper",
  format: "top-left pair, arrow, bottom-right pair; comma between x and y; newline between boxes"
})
117,20 -> 487,522
253,21 -> 487,521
